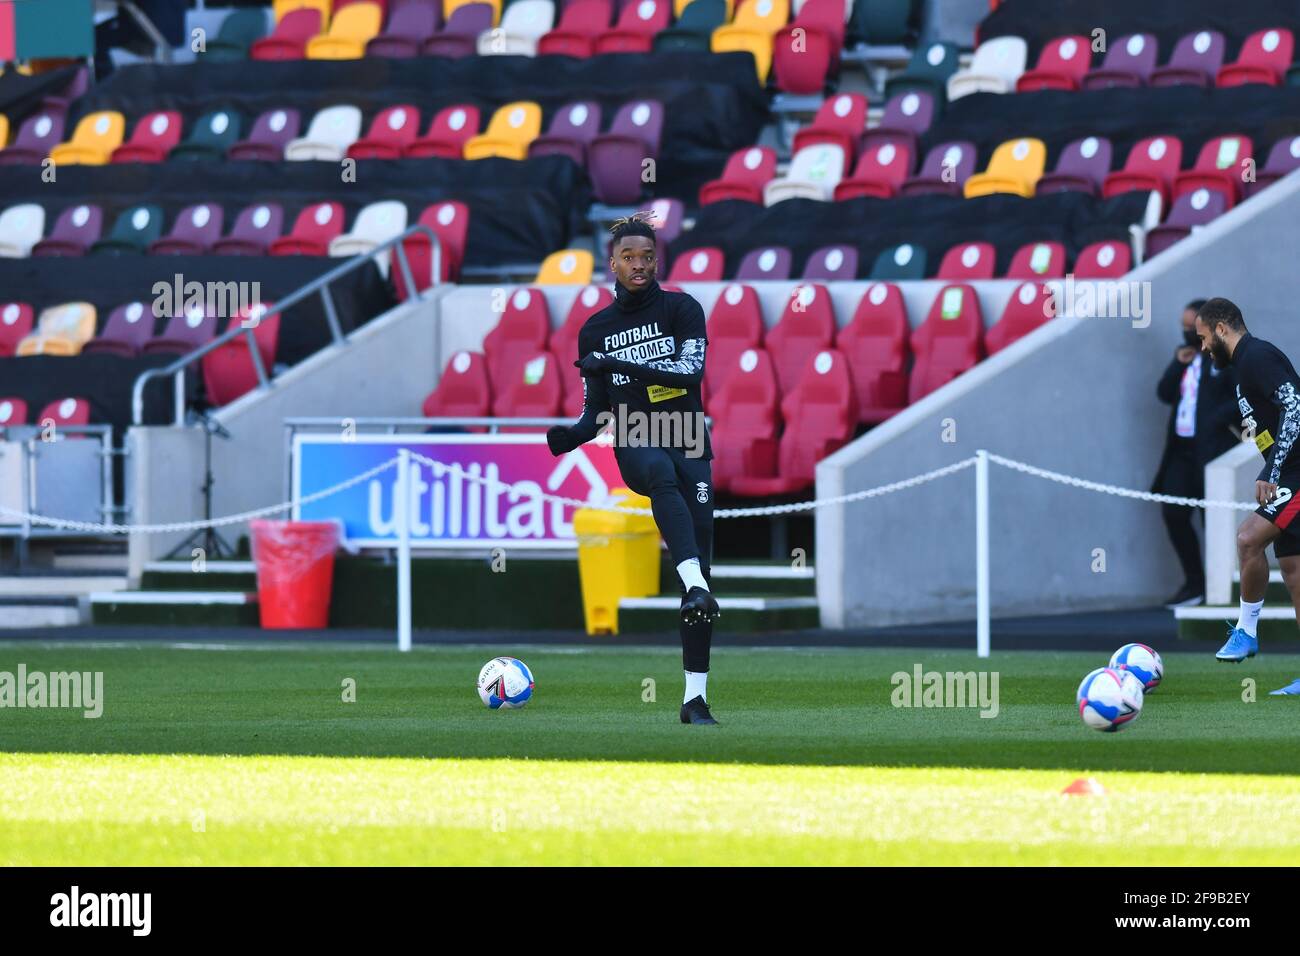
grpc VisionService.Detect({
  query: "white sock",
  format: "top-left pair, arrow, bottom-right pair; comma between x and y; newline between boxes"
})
677,557 -> 709,592
1237,598 -> 1264,638
684,670 -> 708,704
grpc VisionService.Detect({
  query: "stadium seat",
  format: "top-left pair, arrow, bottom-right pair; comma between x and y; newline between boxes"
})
204,7 -> 271,61
82,302 -> 155,357
528,101 -> 601,165
1005,241 -> 1065,279
936,241 -> 995,280
1073,239 -> 1131,278
791,93 -> 868,167
536,249 -> 594,285
908,283 -> 984,403
270,202 -> 346,255
202,303 -> 282,406
1082,33 -> 1158,89
212,203 -> 286,256
1102,135 -> 1183,206
1217,28 -> 1293,87
227,108 -> 301,161
899,140 -> 976,196
868,242 -> 926,280
40,66 -> 90,114
835,281 -> 909,424
368,0 -> 441,57
109,110 -> 182,163
142,304 -> 218,356
424,349 -> 493,424
711,0 -> 790,83
764,283 -> 835,394
801,245 -> 857,280
858,89 -> 934,159
484,287 -> 552,390
1172,134 -> 1254,208
35,398 -> 91,430
149,203 -> 225,256
947,35 -> 1026,100
0,302 -> 35,357
394,200 -> 470,297
537,0 -> 610,57
1145,188 -> 1228,256
1013,34 -> 1090,92
588,100 -> 664,204
273,0 -> 333,22
698,146 -> 777,205
848,0 -> 909,45
251,7 -> 324,60
30,204 -> 100,257
423,3 -> 495,57
170,109 -> 243,161
406,104 -> 480,158
307,1 -> 383,58
834,141 -> 912,199
1034,135 -> 1112,196
347,105 -> 421,159
701,283 -> 764,406
48,111 -> 125,166
89,204 -> 163,255
0,398 -> 29,430
885,41 -> 960,104
550,285 -> 614,413
730,348 -> 857,497
653,0 -> 725,53
463,101 -> 542,160
764,143 -> 845,204
478,0 -> 555,55
666,246 -> 725,282
0,108 -> 65,165
329,200 -> 409,275
1150,30 -> 1224,88
595,0 -> 671,54
15,302 -> 97,356
491,351 -> 563,429
285,105 -> 363,161
772,0 -> 846,94
708,347 -> 780,493
445,0 -> 501,23
984,281 -> 1055,355
734,246 -> 792,281
1246,135 -> 1300,196
0,203 -> 45,257
963,137 -> 1046,198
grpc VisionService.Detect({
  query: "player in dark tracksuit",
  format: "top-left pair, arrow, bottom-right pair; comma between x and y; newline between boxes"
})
545,213 -> 722,724
1196,297 -> 1300,694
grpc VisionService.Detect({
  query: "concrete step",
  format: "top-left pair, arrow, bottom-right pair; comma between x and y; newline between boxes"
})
140,560 -> 258,592
707,562 -> 814,596
1175,604 -> 1295,641
0,597 -> 85,628
617,594 -> 819,633
0,576 -> 128,597
90,590 -> 259,627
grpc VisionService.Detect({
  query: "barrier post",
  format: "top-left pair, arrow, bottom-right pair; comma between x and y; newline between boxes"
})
975,449 -> 990,658
396,448 -> 412,652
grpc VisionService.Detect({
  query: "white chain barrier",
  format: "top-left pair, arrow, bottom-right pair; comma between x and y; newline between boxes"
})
0,448 -> 1258,536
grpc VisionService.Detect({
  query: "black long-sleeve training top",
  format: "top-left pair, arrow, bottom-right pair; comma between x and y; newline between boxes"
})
568,278 -> 712,460
1231,332 -> 1300,484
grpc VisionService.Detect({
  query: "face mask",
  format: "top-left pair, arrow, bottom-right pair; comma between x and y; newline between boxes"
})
1184,330 -> 1200,348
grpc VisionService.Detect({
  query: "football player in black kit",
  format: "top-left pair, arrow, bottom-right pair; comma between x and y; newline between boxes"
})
545,212 -> 723,723
1196,297 -> 1300,694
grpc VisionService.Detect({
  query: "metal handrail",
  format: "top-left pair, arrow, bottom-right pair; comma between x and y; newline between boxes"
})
131,224 -> 443,425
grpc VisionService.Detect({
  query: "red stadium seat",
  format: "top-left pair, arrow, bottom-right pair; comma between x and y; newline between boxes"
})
936,241 -> 996,280
665,246 -> 725,282
833,141 -> 912,200
537,0 -> 611,57
405,104 -> 480,158
1015,34 -> 1091,91
764,283 -> 836,394
1072,239 -> 1131,278
1171,134 -> 1254,209
772,0 -> 845,94
1102,135 -> 1183,207
1216,28 -> 1293,87
1005,241 -> 1065,279
698,146 -> 778,205
791,93 -> 866,166
394,200 -> 470,299
202,303 -> 281,406
594,0 -> 670,54
0,397 -> 29,430
550,285 -> 614,414
250,7 -> 323,61
707,347 -> 781,494
491,350 -> 563,431
110,110 -> 183,163
909,283 -> 985,403
346,104 -> 421,159
0,301 -> 35,357
834,281 -> 910,425
483,287 -> 552,392
36,397 -> 91,430
701,283 -> 764,408
269,202 -> 346,256
423,350 -> 492,430
984,282 -> 1055,355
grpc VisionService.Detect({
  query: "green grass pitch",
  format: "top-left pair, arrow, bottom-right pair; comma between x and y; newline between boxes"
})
1,641 -> 1297,865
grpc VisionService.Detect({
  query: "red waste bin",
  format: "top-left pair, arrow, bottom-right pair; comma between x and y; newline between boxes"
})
250,519 -> 341,629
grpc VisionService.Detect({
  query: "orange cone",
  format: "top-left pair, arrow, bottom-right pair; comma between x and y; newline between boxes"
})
1061,777 -> 1107,796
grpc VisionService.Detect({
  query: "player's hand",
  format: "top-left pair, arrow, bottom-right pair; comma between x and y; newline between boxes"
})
1176,346 -> 1197,363
546,425 -> 578,457
574,352 -> 616,376
1256,480 -> 1278,506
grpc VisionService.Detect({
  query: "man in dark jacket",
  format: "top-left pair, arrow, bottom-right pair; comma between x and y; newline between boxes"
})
1152,298 -> 1240,607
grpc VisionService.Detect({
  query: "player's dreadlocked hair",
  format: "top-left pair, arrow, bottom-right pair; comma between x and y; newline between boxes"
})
608,210 -> 657,247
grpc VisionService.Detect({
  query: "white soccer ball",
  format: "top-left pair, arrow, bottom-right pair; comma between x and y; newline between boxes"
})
1076,666 -> 1144,732
1109,642 -> 1163,692
477,656 -> 534,710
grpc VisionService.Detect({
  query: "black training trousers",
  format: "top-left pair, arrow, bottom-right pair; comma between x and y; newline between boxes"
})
615,445 -> 714,673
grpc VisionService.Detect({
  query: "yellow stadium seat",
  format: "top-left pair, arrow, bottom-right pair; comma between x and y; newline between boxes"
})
47,111 -> 125,166
0,115 -> 9,149
445,0 -> 502,26
963,137 -> 1047,198
274,0 -> 333,25
15,303 -> 97,357
711,0 -> 789,82
535,249 -> 595,285
462,101 -> 542,160
306,1 -> 382,59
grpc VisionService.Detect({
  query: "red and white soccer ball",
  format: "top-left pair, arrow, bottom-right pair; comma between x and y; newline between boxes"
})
477,657 -> 535,710
1076,666 -> 1144,732
1109,643 -> 1164,693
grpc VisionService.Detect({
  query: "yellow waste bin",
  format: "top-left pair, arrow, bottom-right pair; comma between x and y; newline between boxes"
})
573,487 -> 660,634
